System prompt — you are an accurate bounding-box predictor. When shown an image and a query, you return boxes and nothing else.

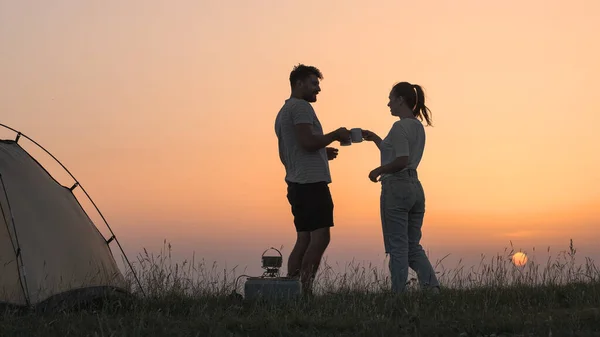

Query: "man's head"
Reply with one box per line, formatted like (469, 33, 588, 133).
(289, 64, 323, 102)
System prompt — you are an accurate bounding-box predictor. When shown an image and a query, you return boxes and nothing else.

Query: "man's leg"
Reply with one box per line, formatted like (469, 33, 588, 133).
(300, 227, 330, 293)
(287, 232, 311, 278)
(286, 181, 310, 278)
(299, 182, 334, 294)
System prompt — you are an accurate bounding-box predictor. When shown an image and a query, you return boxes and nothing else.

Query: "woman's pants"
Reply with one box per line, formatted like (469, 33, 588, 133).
(380, 169, 439, 293)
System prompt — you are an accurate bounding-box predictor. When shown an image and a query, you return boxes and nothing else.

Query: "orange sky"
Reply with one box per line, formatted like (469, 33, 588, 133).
(1, 0, 599, 277)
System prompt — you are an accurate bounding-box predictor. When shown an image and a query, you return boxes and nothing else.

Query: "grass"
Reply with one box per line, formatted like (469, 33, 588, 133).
(1, 240, 600, 337)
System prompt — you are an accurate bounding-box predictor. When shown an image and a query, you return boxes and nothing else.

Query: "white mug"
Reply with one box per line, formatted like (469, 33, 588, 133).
(350, 128, 363, 143)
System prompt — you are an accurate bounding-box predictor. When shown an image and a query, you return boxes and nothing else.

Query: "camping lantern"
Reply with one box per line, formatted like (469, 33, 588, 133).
(261, 247, 283, 277)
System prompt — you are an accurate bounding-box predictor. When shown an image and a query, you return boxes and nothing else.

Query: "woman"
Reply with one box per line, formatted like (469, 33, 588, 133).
(362, 82, 440, 294)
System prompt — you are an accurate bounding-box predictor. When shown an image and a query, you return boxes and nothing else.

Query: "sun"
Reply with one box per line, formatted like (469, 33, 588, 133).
(512, 252, 528, 267)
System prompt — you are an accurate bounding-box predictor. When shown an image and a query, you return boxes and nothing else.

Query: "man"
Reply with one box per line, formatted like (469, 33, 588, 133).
(274, 64, 351, 294)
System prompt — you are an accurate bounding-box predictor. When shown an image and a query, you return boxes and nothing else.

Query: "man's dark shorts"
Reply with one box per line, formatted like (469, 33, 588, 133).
(286, 181, 334, 232)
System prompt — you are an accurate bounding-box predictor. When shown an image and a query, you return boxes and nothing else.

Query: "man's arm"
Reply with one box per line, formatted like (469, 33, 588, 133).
(295, 124, 343, 152)
(290, 100, 349, 152)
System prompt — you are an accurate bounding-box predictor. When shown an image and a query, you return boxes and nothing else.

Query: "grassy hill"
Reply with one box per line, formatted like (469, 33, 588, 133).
(2, 241, 599, 337)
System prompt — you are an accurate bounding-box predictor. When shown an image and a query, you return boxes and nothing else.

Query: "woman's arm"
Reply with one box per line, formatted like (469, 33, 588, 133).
(368, 156, 408, 182)
(361, 130, 382, 149)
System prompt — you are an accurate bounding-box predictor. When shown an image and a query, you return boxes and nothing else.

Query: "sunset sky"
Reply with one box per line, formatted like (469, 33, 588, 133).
(1, 0, 599, 277)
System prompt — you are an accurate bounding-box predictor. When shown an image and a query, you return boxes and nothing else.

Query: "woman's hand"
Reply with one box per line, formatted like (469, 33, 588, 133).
(362, 129, 382, 148)
(369, 167, 382, 182)
(361, 130, 379, 141)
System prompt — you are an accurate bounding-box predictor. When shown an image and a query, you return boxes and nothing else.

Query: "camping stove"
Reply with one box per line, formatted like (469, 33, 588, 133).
(242, 247, 302, 301)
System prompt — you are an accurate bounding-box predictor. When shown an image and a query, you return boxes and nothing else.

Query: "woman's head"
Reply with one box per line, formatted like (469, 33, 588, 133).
(388, 82, 433, 126)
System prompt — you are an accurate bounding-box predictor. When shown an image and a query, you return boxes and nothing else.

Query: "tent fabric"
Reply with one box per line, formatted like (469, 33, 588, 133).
(0, 140, 127, 306)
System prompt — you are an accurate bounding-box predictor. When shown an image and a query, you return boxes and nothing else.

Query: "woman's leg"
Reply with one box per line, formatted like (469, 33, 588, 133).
(407, 181, 439, 290)
(381, 179, 412, 293)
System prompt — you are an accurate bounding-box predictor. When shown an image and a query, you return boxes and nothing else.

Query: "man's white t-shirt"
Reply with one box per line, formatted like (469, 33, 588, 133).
(274, 98, 331, 184)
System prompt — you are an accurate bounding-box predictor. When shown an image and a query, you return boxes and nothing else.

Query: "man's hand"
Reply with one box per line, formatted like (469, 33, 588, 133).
(334, 127, 351, 142)
(369, 167, 382, 182)
(326, 147, 338, 160)
(295, 125, 351, 152)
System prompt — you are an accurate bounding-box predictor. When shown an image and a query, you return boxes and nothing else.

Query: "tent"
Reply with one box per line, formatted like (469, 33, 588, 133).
(0, 124, 141, 309)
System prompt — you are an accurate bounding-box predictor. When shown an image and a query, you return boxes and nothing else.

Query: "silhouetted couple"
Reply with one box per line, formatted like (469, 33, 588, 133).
(274, 64, 440, 296)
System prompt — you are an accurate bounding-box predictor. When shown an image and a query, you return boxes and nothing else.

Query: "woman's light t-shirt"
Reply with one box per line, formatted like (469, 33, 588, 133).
(379, 118, 425, 180)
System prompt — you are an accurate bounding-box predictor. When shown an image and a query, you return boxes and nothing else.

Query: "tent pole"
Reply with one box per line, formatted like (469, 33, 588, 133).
(0, 173, 31, 307)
